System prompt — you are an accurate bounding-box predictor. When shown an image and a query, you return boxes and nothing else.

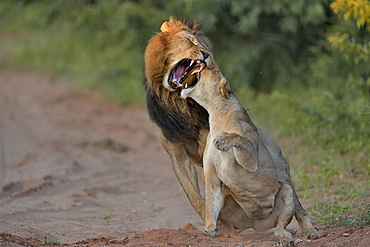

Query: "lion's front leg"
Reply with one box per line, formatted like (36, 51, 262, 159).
(159, 132, 205, 221)
(213, 132, 257, 172)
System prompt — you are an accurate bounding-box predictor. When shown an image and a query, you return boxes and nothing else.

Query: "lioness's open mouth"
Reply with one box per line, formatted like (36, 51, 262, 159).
(168, 59, 206, 89)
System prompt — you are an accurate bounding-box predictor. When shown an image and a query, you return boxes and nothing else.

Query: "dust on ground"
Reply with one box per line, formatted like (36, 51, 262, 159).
(0, 70, 368, 246)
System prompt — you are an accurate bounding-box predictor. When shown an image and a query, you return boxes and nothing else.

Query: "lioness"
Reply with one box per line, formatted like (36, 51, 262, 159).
(180, 69, 314, 238)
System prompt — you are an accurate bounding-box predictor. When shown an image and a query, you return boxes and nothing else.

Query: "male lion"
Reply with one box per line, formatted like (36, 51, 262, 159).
(144, 17, 316, 237)
(144, 17, 215, 220)
(180, 69, 316, 238)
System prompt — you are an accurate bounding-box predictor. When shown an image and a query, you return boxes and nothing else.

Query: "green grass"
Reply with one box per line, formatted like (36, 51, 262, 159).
(5, 27, 146, 106)
(103, 213, 112, 222)
(43, 234, 60, 245)
(237, 85, 369, 227)
(0, 0, 152, 106)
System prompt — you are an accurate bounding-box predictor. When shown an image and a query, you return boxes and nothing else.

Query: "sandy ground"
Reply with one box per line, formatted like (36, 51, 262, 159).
(0, 69, 369, 246)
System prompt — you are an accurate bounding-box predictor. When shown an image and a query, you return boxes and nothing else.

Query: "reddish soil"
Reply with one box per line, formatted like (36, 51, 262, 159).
(0, 70, 368, 246)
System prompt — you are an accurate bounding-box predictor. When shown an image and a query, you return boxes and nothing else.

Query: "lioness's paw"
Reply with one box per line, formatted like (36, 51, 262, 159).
(274, 227, 292, 239)
(213, 132, 237, 152)
(204, 226, 217, 237)
(296, 227, 318, 238)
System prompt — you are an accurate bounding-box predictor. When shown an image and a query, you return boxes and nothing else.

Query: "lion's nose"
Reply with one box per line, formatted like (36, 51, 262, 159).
(201, 50, 210, 60)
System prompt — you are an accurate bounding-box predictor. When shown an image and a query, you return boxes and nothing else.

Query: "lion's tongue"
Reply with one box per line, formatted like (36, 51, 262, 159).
(173, 60, 192, 83)
(174, 65, 187, 82)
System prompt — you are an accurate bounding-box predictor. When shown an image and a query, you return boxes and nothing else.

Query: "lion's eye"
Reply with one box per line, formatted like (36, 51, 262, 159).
(187, 38, 197, 46)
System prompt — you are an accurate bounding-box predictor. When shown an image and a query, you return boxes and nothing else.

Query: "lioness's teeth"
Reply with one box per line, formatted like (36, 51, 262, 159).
(185, 83, 188, 88)
(190, 60, 194, 66)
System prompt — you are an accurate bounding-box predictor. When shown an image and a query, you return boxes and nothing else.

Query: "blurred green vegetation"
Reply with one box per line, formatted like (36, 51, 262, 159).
(0, 0, 369, 227)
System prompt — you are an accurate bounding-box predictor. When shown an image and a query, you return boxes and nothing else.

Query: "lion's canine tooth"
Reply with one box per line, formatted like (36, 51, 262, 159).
(185, 83, 188, 88)
(190, 60, 194, 66)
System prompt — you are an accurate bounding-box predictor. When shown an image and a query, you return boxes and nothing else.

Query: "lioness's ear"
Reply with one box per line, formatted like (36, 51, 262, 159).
(220, 78, 231, 99)
(160, 21, 171, 32)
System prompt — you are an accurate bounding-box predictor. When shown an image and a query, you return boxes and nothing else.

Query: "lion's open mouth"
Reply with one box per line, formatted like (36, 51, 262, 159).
(168, 59, 206, 89)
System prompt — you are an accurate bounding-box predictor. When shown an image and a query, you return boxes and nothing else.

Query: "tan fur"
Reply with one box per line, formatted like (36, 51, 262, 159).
(181, 70, 317, 238)
(220, 78, 231, 99)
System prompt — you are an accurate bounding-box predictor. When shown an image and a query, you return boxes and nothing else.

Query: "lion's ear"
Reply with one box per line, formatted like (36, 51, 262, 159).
(160, 21, 171, 32)
(220, 78, 231, 99)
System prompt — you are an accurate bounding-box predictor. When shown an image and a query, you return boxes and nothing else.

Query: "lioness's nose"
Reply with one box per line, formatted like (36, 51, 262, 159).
(201, 50, 210, 60)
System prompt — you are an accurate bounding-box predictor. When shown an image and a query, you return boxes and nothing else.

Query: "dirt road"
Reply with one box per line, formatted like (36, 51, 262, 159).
(0, 70, 368, 246)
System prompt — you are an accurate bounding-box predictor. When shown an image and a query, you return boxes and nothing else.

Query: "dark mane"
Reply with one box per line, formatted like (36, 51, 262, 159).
(145, 85, 209, 144)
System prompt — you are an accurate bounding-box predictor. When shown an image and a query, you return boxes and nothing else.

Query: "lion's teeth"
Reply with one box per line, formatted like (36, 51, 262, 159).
(190, 60, 194, 66)
(185, 83, 188, 88)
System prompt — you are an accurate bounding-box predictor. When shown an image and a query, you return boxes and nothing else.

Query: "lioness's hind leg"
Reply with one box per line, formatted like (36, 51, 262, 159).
(289, 188, 317, 237)
(213, 132, 257, 172)
(273, 184, 295, 239)
(295, 202, 317, 237)
(272, 156, 317, 237)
